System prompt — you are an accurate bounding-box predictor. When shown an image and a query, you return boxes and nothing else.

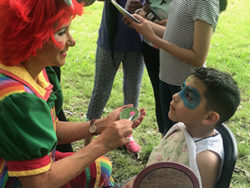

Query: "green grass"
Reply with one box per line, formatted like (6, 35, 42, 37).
(61, 0, 250, 187)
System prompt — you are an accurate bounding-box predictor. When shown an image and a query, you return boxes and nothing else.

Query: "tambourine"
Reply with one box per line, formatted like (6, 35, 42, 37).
(133, 162, 200, 188)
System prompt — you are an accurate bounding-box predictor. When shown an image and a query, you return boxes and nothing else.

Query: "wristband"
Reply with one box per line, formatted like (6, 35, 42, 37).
(89, 119, 98, 135)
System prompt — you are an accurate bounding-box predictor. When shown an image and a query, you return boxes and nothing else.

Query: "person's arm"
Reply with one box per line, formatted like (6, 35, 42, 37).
(56, 105, 146, 144)
(153, 19, 213, 67)
(19, 119, 133, 188)
(124, 15, 165, 39)
(126, 15, 213, 67)
(196, 151, 221, 188)
(55, 118, 106, 144)
(155, 19, 168, 26)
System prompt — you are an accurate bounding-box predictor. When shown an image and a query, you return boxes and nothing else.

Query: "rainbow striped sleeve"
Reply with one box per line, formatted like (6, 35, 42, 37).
(0, 159, 8, 187)
(61, 155, 114, 188)
(0, 73, 56, 178)
(96, 156, 114, 187)
(0, 74, 33, 100)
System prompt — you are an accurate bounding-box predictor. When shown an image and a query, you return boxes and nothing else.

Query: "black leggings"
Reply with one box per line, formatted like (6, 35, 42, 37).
(159, 80, 181, 134)
(142, 42, 164, 134)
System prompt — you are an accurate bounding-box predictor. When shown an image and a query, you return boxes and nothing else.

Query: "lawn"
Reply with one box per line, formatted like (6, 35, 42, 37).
(61, 0, 250, 187)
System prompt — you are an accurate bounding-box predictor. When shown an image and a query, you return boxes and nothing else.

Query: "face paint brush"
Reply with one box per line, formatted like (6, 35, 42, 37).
(128, 111, 136, 120)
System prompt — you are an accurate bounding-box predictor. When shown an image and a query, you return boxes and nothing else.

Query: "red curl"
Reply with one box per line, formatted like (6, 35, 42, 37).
(0, 0, 83, 66)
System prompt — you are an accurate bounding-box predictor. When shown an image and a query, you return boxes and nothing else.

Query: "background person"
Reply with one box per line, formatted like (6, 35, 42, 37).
(126, 0, 172, 136)
(85, 0, 145, 149)
(125, 0, 228, 135)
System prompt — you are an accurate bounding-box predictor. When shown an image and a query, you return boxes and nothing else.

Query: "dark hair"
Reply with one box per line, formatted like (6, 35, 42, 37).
(191, 67, 240, 124)
(219, 0, 228, 12)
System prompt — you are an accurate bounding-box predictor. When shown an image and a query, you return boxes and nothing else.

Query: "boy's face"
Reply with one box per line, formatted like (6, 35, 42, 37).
(168, 76, 209, 126)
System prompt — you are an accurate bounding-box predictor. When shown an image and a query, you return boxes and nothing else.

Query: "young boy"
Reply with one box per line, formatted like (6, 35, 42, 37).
(120, 67, 240, 188)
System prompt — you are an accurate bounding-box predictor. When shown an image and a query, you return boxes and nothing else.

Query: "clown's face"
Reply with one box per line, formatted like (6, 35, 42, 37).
(35, 21, 75, 67)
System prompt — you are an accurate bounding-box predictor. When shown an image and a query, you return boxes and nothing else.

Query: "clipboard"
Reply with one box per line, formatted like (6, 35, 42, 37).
(111, 0, 140, 23)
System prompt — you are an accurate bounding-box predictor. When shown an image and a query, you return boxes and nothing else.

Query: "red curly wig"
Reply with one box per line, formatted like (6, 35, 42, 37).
(0, 0, 83, 66)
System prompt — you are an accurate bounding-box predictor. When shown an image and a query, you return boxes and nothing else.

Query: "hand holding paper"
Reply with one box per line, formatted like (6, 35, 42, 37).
(111, 0, 140, 23)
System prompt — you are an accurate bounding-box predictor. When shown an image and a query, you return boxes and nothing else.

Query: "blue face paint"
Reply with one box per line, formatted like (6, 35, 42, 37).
(178, 82, 201, 109)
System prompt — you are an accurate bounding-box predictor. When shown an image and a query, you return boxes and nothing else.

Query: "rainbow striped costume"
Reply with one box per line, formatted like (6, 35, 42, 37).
(0, 64, 113, 188)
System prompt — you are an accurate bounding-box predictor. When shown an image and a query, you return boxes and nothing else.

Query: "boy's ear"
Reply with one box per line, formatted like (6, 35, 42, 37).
(202, 111, 220, 126)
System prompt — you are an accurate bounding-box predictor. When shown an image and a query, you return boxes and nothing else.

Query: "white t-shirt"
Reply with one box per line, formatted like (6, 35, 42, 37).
(193, 131, 224, 179)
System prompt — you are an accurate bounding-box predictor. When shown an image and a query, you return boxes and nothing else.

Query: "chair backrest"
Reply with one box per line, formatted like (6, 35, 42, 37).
(215, 123, 238, 188)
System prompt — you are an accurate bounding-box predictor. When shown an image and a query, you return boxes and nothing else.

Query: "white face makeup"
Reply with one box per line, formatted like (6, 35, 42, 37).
(54, 24, 71, 46)
(55, 27, 67, 37)
(64, 0, 73, 7)
(53, 23, 75, 66)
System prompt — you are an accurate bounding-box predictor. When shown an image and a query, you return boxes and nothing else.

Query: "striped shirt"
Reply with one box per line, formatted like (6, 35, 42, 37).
(160, 0, 220, 86)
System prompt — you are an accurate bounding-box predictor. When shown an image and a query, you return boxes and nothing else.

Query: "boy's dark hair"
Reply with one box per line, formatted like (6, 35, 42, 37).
(191, 67, 240, 125)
